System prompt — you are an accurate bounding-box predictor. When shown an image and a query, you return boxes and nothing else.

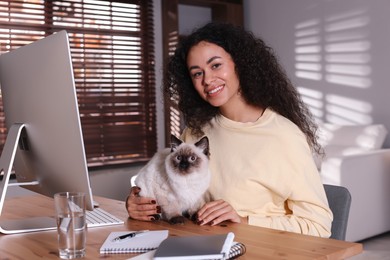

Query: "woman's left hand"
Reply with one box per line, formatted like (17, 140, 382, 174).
(196, 199, 248, 226)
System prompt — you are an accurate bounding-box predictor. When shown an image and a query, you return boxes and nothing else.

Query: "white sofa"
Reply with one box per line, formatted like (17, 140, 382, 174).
(316, 123, 390, 242)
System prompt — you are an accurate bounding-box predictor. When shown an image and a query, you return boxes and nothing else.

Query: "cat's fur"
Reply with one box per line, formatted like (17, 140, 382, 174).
(135, 135, 210, 224)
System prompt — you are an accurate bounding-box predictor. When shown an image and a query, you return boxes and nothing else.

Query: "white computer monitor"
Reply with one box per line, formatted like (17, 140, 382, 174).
(0, 31, 94, 233)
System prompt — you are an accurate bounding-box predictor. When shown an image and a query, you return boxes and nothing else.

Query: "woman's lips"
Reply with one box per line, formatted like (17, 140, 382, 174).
(206, 85, 224, 96)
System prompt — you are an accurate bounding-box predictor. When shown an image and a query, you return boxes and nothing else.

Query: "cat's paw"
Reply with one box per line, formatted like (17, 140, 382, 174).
(182, 211, 197, 222)
(150, 214, 161, 221)
(168, 216, 186, 225)
(190, 213, 198, 222)
(182, 211, 190, 218)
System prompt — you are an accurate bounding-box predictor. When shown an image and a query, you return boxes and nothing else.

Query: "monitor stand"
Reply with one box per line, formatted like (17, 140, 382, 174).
(0, 123, 56, 234)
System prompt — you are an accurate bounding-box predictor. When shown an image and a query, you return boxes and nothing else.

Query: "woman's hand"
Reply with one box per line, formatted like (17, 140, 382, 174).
(196, 199, 248, 226)
(125, 186, 161, 221)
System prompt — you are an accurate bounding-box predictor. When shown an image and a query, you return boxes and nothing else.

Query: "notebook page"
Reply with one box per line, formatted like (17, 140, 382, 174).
(100, 230, 169, 254)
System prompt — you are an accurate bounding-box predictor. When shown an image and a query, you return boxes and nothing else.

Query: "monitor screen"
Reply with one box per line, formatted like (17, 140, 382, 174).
(0, 31, 94, 213)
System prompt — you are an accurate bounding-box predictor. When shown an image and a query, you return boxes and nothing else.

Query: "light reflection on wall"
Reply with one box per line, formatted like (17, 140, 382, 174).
(295, 9, 372, 125)
(297, 86, 324, 118)
(325, 94, 372, 124)
(294, 19, 322, 81)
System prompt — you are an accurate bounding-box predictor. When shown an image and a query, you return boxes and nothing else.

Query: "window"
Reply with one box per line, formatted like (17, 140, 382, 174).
(0, 0, 156, 167)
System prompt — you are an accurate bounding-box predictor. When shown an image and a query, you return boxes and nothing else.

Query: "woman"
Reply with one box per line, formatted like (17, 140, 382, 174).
(126, 22, 332, 237)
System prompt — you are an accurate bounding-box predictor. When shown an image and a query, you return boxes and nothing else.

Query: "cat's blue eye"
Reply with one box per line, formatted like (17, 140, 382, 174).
(176, 155, 181, 161)
(189, 156, 196, 162)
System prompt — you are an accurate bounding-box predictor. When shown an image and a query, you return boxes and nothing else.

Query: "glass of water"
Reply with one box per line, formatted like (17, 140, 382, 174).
(54, 192, 87, 259)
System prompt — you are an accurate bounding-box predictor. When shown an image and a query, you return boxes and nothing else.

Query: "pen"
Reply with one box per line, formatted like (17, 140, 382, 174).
(112, 230, 149, 242)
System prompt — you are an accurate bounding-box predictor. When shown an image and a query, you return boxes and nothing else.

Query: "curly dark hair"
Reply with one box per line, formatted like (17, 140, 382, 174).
(164, 22, 321, 154)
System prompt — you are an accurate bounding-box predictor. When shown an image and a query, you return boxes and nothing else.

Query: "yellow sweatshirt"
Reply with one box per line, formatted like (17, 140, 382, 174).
(182, 108, 332, 237)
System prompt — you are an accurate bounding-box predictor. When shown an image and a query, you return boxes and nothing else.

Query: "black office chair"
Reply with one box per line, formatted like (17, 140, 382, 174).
(323, 184, 352, 240)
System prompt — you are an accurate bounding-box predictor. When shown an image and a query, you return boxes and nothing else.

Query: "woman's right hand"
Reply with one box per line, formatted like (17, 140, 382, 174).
(125, 186, 161, 221)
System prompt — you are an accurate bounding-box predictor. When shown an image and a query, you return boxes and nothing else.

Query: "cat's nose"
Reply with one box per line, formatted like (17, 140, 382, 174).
(179, 161, 189, 170)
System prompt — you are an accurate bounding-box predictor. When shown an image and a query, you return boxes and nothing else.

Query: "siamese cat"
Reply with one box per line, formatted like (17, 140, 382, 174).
(135, 135, 210, 224)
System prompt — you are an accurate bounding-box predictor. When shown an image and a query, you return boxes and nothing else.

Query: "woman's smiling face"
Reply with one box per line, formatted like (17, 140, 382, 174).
(186, 41, 241, 109)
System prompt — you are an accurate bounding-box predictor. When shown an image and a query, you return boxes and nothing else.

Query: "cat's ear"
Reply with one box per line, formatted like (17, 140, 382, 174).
(195, 136, 210, 158)
(170, 135, 182, 152)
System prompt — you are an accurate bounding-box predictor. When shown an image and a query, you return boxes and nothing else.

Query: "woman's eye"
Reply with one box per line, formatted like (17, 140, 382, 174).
(212, 63, 221, 69)
(192, 71, 202, 78)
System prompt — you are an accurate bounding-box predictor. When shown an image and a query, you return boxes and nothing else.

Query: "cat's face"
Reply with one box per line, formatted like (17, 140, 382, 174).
(167, 135, 209, 175)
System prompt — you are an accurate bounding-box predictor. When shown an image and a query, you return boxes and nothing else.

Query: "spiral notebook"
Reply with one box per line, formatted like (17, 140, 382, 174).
(128, 238, 246, 260)
(153, 232, 236, 260)
(100, 230, 169, 254)
(227, 242, 246, 259)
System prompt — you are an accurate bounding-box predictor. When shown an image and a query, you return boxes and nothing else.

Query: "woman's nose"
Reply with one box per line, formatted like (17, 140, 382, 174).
(202, 71, 213, 86)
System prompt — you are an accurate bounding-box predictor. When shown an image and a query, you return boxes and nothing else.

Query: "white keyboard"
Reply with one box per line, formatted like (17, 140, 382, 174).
(86, 207, 124, 228)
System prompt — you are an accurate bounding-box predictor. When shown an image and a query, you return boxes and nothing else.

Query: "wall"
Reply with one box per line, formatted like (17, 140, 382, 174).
(244, 0, 390, 148)
(178, 4, 212, 35)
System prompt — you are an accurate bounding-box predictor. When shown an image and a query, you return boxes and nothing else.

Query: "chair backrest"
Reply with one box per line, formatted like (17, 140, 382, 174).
(323, 184, 352, 240)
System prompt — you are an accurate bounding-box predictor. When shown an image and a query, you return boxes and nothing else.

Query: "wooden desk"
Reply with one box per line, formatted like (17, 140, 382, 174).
(0, 195, 362, 259)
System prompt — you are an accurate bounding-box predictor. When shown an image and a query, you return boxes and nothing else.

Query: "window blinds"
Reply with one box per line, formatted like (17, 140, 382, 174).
(0, 0, 156, 167)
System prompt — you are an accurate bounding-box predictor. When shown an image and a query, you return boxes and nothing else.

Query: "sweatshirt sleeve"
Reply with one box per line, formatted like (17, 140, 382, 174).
(247, 134, 333, 238)
(247, 186, 333, 238)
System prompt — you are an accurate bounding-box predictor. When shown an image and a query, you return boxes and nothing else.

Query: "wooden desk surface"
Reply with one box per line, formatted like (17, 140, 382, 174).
(0, 194, 362, 260)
